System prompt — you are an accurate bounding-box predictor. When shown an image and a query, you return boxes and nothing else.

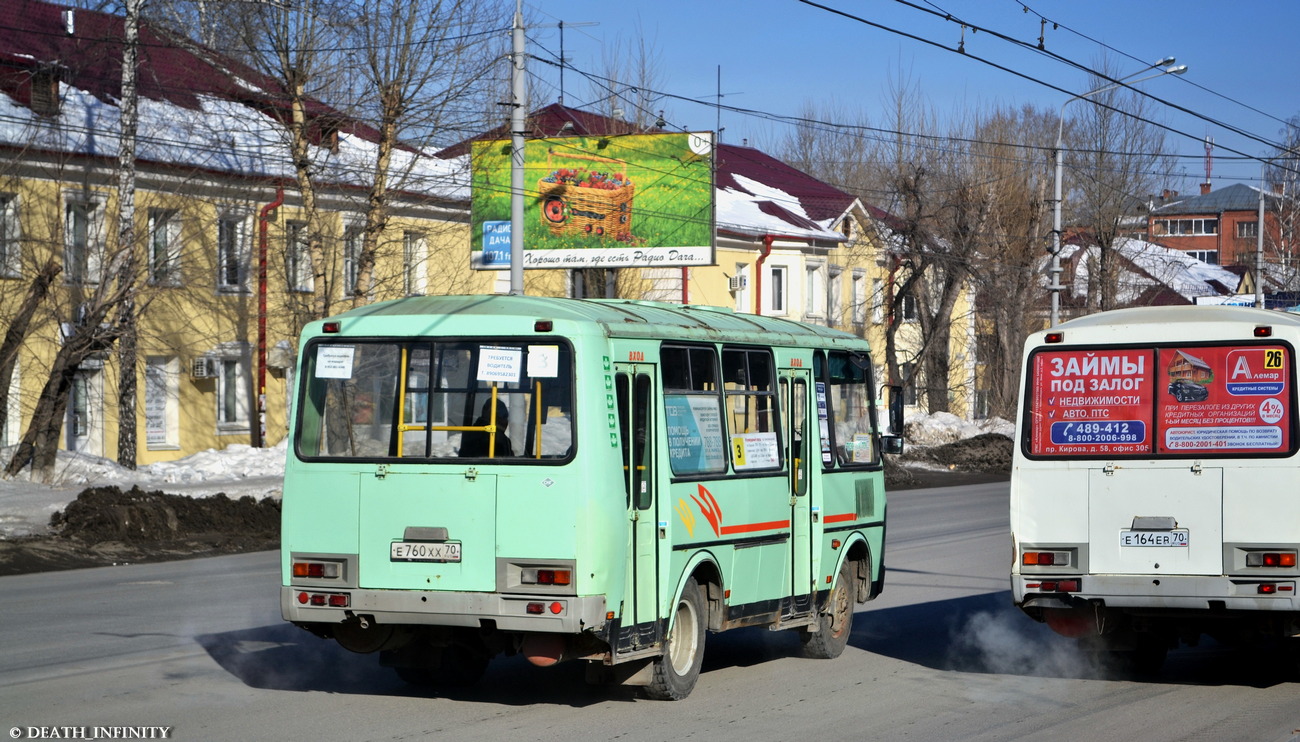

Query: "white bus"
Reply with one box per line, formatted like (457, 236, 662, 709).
(1011, 306, 1300, 669)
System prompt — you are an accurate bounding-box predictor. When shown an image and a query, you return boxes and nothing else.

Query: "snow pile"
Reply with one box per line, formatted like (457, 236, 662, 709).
(904, 412, 1015, 447)
(0, 442, 286, 538)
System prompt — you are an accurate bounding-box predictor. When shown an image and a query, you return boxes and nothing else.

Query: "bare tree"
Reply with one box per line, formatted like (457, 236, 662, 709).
(968, 104, 1057, 417)
(1066, 59, 1175, 312)
(343, 0, 505, 309)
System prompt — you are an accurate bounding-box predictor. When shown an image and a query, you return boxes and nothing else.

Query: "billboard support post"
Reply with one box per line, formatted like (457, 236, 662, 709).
(509, 0, 526, 295)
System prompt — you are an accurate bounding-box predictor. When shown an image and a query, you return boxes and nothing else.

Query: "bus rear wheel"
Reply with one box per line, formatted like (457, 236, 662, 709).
(644, 578, 706, 700)
(801, 559, 855, 659)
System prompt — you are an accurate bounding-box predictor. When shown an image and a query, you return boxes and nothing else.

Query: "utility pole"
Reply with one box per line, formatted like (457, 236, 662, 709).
(509, 0, 526, 295)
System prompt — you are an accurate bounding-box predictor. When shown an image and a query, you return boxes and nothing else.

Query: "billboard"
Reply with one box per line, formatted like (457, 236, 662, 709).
(1027, 344, 1293, 457)
(470, 132, 715, 270)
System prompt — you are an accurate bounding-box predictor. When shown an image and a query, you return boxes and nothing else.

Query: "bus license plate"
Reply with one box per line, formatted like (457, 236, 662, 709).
(390, 541, 461, 562)
(1119, 530, 1188, 547)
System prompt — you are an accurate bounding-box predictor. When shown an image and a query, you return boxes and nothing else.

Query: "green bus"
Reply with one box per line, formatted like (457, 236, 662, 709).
(281, 294, 902, 699)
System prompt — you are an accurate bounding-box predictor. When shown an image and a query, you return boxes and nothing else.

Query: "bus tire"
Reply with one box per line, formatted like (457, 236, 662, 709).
(801, 559, 855, 659)
(644, 577, 706, 700)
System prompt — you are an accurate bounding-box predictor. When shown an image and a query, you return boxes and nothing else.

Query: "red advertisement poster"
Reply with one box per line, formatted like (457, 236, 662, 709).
(1156, 345, 1290, 454)
(1029, 349, 1156, 456)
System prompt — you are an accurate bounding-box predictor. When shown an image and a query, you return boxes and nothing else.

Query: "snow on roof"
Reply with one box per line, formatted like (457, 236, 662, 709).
(1055, 236, 1241, 304)
(0, 0, 466, 200)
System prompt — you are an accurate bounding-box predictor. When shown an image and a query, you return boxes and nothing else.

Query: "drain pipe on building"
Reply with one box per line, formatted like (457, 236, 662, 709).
(254, 187, 284, 448)
(753, 235, 774, 316)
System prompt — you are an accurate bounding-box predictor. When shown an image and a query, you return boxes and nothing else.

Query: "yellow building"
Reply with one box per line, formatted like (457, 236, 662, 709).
(0, 6, 979, 473)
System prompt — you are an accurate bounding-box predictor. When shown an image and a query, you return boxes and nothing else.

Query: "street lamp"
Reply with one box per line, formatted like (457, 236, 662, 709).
(1049, 58, 1188, 326)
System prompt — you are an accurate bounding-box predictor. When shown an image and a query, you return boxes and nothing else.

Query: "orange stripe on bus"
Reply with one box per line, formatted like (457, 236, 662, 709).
(720, 520, 791, 534)
(823, 513, 857, 524)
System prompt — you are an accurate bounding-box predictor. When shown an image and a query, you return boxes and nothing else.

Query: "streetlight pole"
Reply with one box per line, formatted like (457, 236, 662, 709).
(1049, 58, 1187, 326)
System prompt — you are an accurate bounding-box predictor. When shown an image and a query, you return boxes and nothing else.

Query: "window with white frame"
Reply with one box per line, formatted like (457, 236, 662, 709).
(871, 278, 883, 324)
(733, 262, 749, 312)
(148, 208, 182, 286)
(1236, 221, 1259, 239)
(403, 230, 427, 296)
(769, 265, 787, 314)
(285, 221, 312, 292)
(343, 224, 364, 296)
(1186, 249, 1220, 265)
(217, 213, 248, 292)
(1153, 218, 1218, 236)
(852, 270, 867, 325)
(805, 263, 825, 318)
(900, 292, 918, 322)
(144, 357, 179, 449)
(65, 196, 104, 285)
(0, 194, 19, 278)
(827, 265, 842, 326)
(216, 356, 250, 432)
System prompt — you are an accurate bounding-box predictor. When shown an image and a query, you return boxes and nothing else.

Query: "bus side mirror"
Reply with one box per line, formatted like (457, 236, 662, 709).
(881, 384, 905, 456)
(886, 384, 904, 435)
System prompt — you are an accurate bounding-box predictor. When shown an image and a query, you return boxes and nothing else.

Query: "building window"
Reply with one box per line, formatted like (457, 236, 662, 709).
(148, 209, 182, 286)
(1186, 249, 1219, 265)
(285, 221, 312, 293)
(217, 357, 249, 431)
(0, 194, 18, 278)
(852, 271, 867, 325)
(805, 264, 825, 318)
(403, 231, 426, 296)
(871, 279, 883, 324)
(733, 263, 749, 312)
(1236, 221, 1259, 239)
(217, 214, 247, 292)
(64, 197, 103, 285)
(769, 265, 786, 314)
(828, 265, 842, 326)
(901, 361, 919, 406)
(899, 293, 918, 322)
(343, 224, 364, 296)
(1153, 218, 1218, 237)
(144, 357, 179, 450)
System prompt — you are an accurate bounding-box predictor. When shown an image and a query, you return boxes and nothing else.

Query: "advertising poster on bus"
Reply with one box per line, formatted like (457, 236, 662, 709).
(1156, 345, 1291, 454)
(1029, 349, 1155, 456)
(469, 132, 715, 270)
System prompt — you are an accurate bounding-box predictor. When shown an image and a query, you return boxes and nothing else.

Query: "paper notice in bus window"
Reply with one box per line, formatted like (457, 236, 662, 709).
(732, 432, 780, 471)
(527, 345, 559, 378)
(665, 395, 727, 474)
(1029, 349, 1155, 456)
(1157, 345, 1291, 454)
(315, 345, 355, 379)
(477, 346, 522, 383)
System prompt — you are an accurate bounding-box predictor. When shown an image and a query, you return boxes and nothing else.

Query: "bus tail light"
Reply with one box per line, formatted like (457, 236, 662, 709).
(293, 561, 340, 579)
(521, 568, 572, 586)
(1246, 551, 1297, 568)
(1026, 579, 1080, 593)
(1022, 550, 1071, 567)
(297, 591, 350, 607)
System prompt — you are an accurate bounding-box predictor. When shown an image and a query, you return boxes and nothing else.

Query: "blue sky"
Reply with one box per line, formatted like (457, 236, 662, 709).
(521, 0, 1299, 191)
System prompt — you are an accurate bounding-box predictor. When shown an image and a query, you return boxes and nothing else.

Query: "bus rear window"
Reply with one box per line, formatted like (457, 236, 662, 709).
(1026, 343, 1294, 458)
(296, 340, 574, 462)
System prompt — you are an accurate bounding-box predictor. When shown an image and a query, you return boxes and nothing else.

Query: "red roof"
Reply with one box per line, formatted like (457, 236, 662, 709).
(0, 0, 376, 141)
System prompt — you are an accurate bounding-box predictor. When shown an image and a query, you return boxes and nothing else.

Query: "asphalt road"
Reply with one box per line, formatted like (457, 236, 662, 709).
(2, 481, 1298, 741)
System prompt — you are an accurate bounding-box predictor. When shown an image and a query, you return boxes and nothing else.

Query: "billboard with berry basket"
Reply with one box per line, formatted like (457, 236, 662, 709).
(470, 132, 715, 269)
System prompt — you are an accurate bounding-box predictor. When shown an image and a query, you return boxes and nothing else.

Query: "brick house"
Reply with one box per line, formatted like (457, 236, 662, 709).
(1146, 183, 1292, 270)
